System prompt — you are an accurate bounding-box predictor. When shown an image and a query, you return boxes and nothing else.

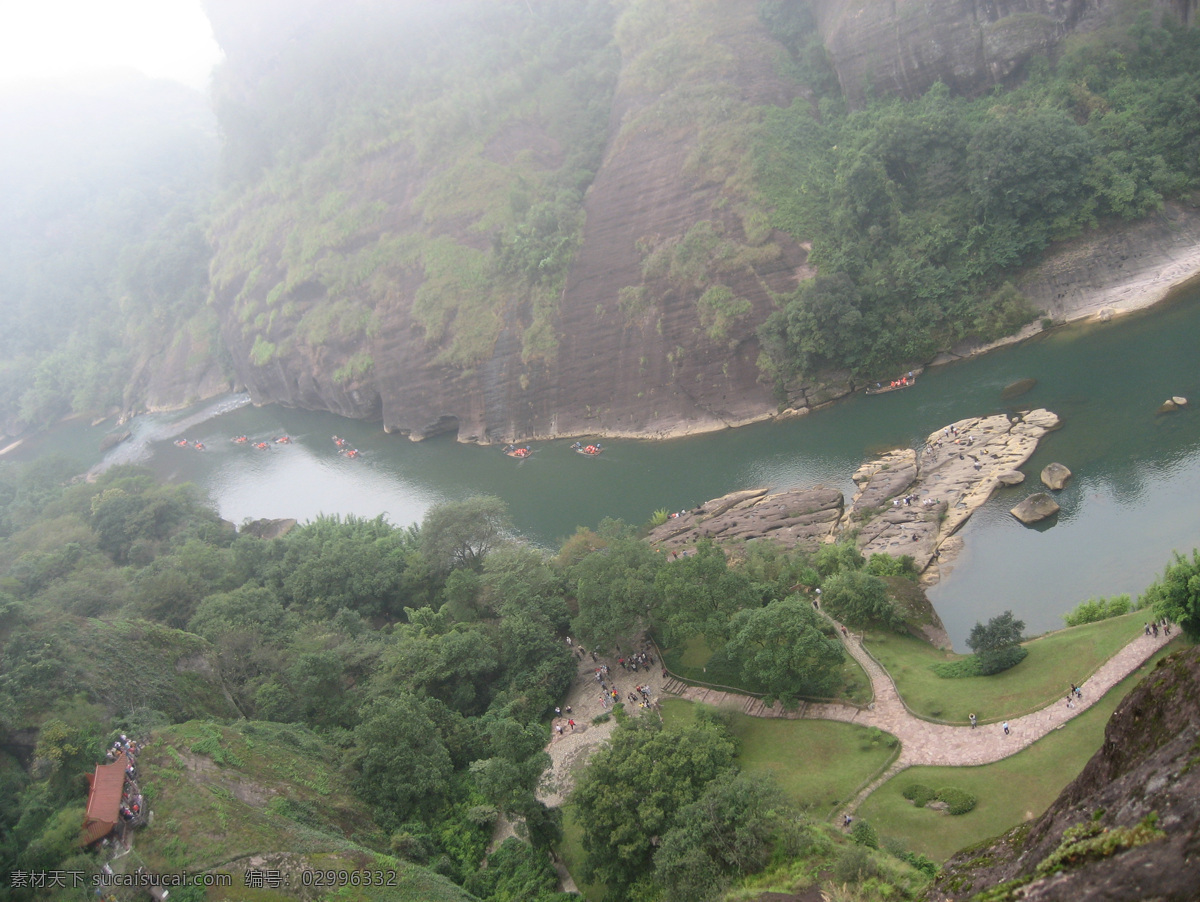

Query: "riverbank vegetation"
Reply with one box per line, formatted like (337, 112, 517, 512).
(0, 462, 913, 899)
(756, 7, 1200, 385)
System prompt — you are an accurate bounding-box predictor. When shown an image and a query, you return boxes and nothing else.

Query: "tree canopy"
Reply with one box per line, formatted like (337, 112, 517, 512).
(725, 598, 845, 704)
(1141, 549, 1200, 640)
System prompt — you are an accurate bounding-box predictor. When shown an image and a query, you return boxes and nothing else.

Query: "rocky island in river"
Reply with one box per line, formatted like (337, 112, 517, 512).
(646, 408, 1062, 585)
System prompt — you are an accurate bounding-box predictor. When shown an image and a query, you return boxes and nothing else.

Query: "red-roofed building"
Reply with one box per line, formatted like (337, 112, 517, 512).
(81, 752, 126, 845)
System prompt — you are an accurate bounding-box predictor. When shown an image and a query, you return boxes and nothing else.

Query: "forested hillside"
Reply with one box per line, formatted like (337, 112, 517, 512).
(0, 455, 939, 900)
(2, 1, 1199, 444)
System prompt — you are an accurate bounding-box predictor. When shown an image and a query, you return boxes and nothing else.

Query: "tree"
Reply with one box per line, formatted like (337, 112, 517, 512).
(724, 598, 844, 705)
(820, 569, 905, 631)
(653, 539, 758, 645)
(464, 837, 571, 902)
(1141, 549, 1200, 640)
(653, 773, 787, 902)
(966, 610, 1027, 675)
(276, 514, 415, 618)
(572, 718, 736, 900)
(351, 693, 453, 829)
(565, 526, 663, 650)
(421, 496, 512, 572)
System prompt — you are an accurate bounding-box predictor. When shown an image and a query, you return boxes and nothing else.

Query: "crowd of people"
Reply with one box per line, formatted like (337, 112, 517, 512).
(550, 641, 662, 739)
(107, 735, 145, 828)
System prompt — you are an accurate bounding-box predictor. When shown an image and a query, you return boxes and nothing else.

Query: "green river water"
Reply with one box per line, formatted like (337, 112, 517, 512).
(10, 292, 1200, 649)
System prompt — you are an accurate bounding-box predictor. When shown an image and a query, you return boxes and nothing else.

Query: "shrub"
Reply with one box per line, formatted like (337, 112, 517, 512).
(850, 819, 879, 849)
(897, 849, 939, 878)
(902, 783, 935, 807)
(932, 657, 983, 678)
(1064, 594, 1133, 627)
(934, 786, 978, 815)
(832, 844, 881, 883)
(977, 644, 1028, 676)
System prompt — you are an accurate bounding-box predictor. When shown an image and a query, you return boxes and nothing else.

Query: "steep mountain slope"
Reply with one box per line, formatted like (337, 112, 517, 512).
(198, 0, 1200, 443)
(203, 0, 805, 441)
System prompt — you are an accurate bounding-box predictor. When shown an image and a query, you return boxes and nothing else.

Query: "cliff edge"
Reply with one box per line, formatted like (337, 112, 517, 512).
(925, 645, 1200, 901)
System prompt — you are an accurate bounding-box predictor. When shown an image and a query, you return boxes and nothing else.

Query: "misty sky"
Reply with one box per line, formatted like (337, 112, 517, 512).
(0, 0, 222, 89)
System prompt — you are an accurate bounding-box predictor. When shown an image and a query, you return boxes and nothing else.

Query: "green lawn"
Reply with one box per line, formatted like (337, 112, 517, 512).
(660, 699, 897, 818)
(663, 634, 873, 706)
(856, 641, 1181, 861)
(864, 611, 1150, 722)
(558, 803, 605, 902)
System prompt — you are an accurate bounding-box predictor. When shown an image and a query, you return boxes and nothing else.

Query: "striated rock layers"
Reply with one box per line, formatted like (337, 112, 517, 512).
(205, 0, 808, 444)
(194, 2, 1200, 443)
(646, 409, 1061, 580)
(847, 410, 1061, 572)
(810, 0, 1194, 107)
(645, 487, 844, 554)
(926, 646, 1200, 901)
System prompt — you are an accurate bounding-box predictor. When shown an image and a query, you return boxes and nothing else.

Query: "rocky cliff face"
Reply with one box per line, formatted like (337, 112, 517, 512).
(926, 646, 1200, 901)
(202, 0, 811, 442)
(192, 0, 1200, 443)
(810, 0, 1193, 106)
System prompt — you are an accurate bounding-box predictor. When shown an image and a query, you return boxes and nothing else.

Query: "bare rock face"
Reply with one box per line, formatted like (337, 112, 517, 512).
(847, 410, 1061, 572)
(1012, 492, 1061, 524)
(644, 486, 844, 553)
(238, 518, 298, 540)
(1040, 462, 1072, 490)
(927, 647, 1200, 901)
(207, 2, 806, 444)
(650, 410, 1061, 580)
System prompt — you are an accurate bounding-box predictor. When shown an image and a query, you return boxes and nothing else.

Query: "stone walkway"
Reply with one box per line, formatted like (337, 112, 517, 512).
(663, 621, 1176, 814)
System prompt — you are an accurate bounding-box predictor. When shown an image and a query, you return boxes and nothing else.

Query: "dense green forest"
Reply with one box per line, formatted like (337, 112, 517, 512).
(4, 457, 1192, 899)
(755, 5, 1200, 384)
(0, 455, 939, 900)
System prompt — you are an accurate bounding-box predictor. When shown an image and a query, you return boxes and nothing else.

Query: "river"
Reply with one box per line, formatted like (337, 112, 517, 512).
(9, 292, 1200, 649)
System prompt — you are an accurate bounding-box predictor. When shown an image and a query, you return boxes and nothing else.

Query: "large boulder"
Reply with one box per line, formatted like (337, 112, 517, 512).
(1040, 462, 1072, 490)
(1011, 493, 1060, 524)
(1158, 397, 1188, 413)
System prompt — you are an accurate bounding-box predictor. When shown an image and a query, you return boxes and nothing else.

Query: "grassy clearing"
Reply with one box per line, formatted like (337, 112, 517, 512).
(661, 699, 897, 818)
(864, 612, 1149, 722)
(135, 721, 475, 901)
(665, 634, 873, 706)
(558, 803, 605, 902)
(857, 641, 1182, 861)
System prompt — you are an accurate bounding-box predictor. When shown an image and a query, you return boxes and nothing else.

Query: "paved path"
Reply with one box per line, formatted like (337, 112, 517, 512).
(663, 622, 1176, 814)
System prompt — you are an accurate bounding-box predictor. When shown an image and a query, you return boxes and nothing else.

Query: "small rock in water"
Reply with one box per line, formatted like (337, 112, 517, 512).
(1172, 396, 1188, 407)
(1040, 462, 1072, 491)
(1011, 493, 1060, 525)
(1001, 378, 1037, 401)
(1158, 399, 1179, 414)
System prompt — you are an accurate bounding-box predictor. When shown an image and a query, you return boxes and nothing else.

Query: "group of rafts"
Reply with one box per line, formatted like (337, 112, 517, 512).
(174, 434, 361, 459)
(502, 441, 605, 459)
